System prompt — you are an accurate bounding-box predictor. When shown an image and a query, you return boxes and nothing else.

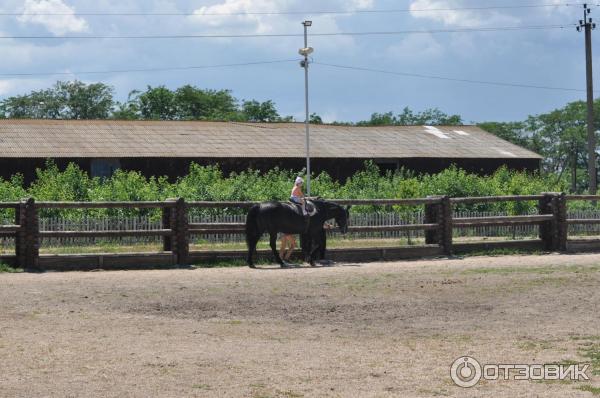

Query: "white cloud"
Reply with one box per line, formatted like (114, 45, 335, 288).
(386, 33, 444, 61)
(0, 78, 57, 97)
(187, 0, 374, 53)
(409, 0, 520, 27)
(191, 0, 374, 33)
(0, 81, 15, 95)
(18, 0, 88, 36)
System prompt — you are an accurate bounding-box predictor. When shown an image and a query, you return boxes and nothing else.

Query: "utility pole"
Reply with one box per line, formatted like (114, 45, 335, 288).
(299, 21, 313, 196)
(578, 4, 597, 194)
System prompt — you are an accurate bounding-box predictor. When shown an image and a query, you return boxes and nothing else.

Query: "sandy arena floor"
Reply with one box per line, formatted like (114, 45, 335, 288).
(1, 253, 599, 397)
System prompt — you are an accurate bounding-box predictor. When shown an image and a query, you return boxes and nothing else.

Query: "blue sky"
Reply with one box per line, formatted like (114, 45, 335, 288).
(0, 0, 594, 123)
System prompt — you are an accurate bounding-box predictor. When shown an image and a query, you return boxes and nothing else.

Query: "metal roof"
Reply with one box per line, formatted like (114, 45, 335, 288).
(0, 119, 542, 159)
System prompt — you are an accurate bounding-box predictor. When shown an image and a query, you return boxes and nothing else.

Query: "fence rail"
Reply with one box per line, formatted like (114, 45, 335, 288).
(3, 193, 600, 270)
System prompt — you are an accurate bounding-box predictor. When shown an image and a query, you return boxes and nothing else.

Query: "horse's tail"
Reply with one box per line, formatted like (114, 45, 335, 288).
(245, 204, 262, 267)
(245, 204, 262, 246)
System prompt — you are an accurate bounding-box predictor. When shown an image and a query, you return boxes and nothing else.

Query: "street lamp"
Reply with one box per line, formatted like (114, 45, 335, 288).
(299, 20, 313, 196)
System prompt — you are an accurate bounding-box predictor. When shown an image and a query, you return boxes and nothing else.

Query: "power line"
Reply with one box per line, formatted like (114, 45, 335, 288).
(314, 61, 589, 93)
(0, 24, 575, 40)
(2, 58, 586, 93)
(0, 3, 580, 17)
(0, 59, 298, 78)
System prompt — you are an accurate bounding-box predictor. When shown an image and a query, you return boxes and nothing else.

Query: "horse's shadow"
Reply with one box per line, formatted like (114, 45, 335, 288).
(252, 261, 362, 270)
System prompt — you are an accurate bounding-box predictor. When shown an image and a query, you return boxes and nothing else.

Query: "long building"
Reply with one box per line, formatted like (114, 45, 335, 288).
(0, 119, 541, 182)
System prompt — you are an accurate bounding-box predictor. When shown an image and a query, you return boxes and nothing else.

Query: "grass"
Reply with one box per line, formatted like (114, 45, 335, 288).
(578, 385, 600, 395)
(41, 242, 163, 254)
(193, 258, 273, 268)
(579, 343, 600, 376)
(191, 384, 211, 390)
(459, 248, 546, 257)
(36, 237, 417, 255)
(0, 262, 22, 273)
(517, 339, 554, 351)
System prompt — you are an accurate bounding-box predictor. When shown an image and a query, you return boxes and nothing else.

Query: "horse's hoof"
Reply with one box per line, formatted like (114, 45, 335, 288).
(248, 264, 256, 269)
(281, 262, 292, 268)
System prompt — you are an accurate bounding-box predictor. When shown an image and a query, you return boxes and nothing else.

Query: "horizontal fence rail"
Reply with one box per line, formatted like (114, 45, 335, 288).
(36, 201, 176, 209)
(450, 195, 545, 204)
(453, 215, 554, 227)
(3, 193, 600, 270)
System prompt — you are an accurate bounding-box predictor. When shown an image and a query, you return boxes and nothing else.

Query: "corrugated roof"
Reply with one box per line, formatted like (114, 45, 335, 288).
(0, 119, 542, 159)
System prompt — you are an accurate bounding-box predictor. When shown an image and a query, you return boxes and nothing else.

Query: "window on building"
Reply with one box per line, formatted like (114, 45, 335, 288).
(91, 158, 121, 178)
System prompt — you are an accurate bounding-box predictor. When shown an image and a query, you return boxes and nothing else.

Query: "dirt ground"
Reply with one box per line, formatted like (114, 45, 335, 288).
(1, 253, 599, 398)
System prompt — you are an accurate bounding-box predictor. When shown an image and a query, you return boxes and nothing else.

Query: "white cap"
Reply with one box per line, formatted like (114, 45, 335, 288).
(295, 176, 304, 185)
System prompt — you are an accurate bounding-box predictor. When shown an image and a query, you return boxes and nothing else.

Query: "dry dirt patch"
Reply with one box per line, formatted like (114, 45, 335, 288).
(1, 253, 599, 397)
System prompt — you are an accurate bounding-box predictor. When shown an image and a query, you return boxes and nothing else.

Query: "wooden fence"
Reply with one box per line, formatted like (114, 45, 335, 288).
(3, 193, 600, 271)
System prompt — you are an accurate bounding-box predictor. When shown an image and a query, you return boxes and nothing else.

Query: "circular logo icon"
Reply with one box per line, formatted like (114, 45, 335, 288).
(450, 356, 482, 388)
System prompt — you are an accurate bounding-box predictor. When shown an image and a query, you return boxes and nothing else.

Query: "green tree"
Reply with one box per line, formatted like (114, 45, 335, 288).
(174, 86, 238, 120)
(309, 113, 323, 124)
(58, 81, 114, 119)
(524, 101, 590, 191)
(241, 100, 280, 122)
(477, 121, 531, 148)
(135, 86, 177, 120)
(112, 90, 141, 120)
(356, 107, 462, 126)
(0, 81, 114, 119)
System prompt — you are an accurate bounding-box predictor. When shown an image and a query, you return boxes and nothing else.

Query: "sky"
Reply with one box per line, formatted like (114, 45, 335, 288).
(0, 0, 595, 123)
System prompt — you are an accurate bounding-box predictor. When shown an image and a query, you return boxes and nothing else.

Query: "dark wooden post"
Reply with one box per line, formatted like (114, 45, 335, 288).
(162, 199, 176, 252)
(15, 199, 26, 267)
(20, 198, 39, 270)
(174, 198, 189, 265)
(424, 196, 440, 244)
(539, 193, 559, 251)
(439, 196, 453, 255)
(556, 192, 568, 251)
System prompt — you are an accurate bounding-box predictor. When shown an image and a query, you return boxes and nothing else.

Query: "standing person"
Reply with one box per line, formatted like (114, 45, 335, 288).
(290, 176, 308, 216)
(279, 233, 296, 264)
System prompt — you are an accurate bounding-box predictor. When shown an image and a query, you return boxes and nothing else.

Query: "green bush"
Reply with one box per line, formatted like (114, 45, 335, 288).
(0, 160, 570, 218)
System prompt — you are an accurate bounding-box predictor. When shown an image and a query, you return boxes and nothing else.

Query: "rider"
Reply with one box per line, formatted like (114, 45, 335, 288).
(290, 176, 308, 216)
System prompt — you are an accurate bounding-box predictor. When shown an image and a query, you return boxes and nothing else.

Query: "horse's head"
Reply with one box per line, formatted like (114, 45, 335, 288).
(332, 204, 351, 234)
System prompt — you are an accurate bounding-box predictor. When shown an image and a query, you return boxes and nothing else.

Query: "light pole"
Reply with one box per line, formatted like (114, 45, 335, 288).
(299, 21, 313, 195)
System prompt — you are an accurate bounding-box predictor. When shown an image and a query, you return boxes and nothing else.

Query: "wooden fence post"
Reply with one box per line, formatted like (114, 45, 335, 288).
(556, 192, 568, 251)
(424, 196, 440, 244)
(439, 196, 453, 255)
(174, 198, 189, 265)
(15, 199, 26, 267)
(162, 199, 176, 252)
(18, 198, 40, 270)
(539, 193, 560, 251)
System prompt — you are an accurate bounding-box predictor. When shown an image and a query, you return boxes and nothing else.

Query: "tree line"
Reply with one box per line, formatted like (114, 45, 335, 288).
(0, 81, 290, 122)
(0, 80, 463, 125)
(0, 80, 597, 192)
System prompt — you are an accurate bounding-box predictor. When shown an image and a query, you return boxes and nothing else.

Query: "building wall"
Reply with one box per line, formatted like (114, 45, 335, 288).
(0, 157, 541, 185)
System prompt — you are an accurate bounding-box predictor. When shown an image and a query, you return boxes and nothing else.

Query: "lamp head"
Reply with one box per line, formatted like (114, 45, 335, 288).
(298, 46, 314, 56)
(302, 20, 312, 27)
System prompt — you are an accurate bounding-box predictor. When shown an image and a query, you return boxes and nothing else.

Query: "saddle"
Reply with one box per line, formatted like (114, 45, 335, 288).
(290, 200, 317, 217)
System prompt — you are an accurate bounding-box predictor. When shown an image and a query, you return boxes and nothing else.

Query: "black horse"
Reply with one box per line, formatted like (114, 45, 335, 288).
(245, 199, 350, 267)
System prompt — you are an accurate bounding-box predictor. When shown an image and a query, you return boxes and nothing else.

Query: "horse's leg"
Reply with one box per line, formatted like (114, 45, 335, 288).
(308, 236, 320, 267)
(269, 233, 285, 266)
(319, 229, 327, 260)
(299, 233, 308, 263)
(246, 233, 259, 268)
